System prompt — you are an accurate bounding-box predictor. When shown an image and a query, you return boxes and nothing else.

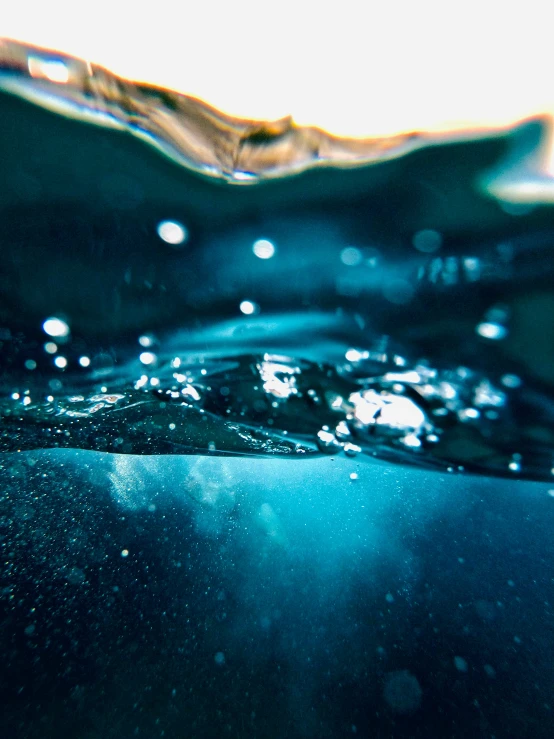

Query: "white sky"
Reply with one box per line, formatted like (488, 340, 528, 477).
(2, 1, 553, 138)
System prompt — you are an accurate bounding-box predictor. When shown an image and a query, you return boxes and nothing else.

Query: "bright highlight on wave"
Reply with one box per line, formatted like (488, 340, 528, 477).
(28, 55, 69, 84)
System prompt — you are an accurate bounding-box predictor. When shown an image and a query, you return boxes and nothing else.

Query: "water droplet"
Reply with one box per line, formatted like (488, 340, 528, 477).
(79, 356, 91, 367)
(335, 420, 351, 440)
(44, 342, 57, 355)
(316, 429, 343, 454)
(344, 442, 361, 457)
(24, 360, 37, 370)
(54, 356, 67, 369)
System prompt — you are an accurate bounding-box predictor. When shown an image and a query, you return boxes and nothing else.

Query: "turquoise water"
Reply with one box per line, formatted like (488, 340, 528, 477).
(1, 42, 554, 738)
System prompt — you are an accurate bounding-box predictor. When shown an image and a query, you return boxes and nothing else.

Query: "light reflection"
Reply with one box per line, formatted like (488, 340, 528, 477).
(44, 342, 57, 354)
(28, 56, 69, 84)
(54, 356, 67, 368)
(79, 356, 91, 367)
(258, 359, 300, 400)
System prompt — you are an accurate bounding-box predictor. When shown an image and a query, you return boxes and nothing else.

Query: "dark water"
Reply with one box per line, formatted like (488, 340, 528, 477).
(2, 45, 554, 738)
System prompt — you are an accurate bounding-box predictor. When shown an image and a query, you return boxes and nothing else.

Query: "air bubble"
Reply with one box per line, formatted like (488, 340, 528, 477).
(412, 228, 442, 253)
(501, 374, 521, 388)
(253, 239, 276, 259)
(476, 322, 508, 340)
(454, 656, 468, 673)
(157, 220, 188, 246)
(139, 352, 157, 366)
(335, 421, 351, 440)
(383, 279, 415, 305)
(383, 670, 422, 714)
(316, 429, 343, 454)
(239, 300, 258, 315)
(43, 317, 70, 338)
(345, 348, 368, 363)
(340, 247, 363, 266)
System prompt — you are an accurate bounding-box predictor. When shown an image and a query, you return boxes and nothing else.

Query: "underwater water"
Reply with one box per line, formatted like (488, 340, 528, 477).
(1, 39, 554, 738)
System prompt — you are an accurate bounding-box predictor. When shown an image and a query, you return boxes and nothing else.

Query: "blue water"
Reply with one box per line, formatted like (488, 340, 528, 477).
(1, 42, 554, 738)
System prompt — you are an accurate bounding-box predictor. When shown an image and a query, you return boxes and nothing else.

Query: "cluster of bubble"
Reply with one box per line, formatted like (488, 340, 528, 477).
(134, 352, 204, 409)
(316, 385, 427, 458)
(313, 346, 518, 466)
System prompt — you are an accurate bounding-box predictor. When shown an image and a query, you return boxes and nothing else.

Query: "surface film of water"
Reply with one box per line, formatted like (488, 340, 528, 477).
(1, 39, 554, 739)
